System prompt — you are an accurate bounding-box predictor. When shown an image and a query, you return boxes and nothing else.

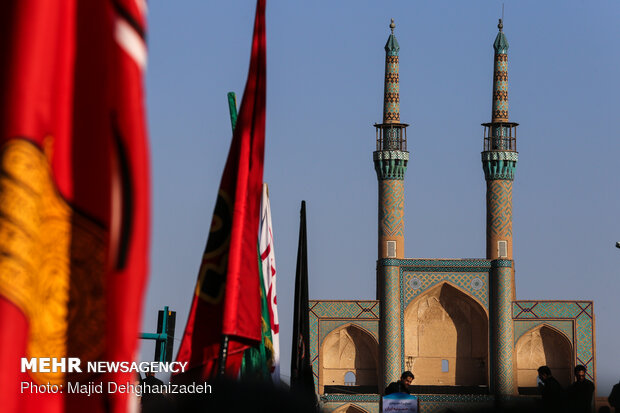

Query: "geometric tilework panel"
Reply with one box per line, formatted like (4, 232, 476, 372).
(386, 258, 492, 269)
(312, 356, 319, 392)
(382, 265, 402, 387)
(419, 397, 493, 413)
(310, 300, 380, 319)
(491, 266, 515, 395)
(513, 320, 574, 345)
(322, 394, 500, 413)
(512, 300, 595, 382)
(402, 272, 489, 311)
(380, 179, 404, 237)
(309, 303, 320, 393)
(418, 394, 495, 403)
(492, 51, 509, 122)
(322, 394, 381, 403)
(487, 180, 513, 238)
(513, 301, 591, 319)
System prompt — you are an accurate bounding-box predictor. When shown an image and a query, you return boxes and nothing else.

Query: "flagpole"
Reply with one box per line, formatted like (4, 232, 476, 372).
(217, 335, 230, 378)
(175, 0, 266, 383)
(217, 91, 239, 378)
(215, 92, 239, 378)
(228, 92, 238, 130)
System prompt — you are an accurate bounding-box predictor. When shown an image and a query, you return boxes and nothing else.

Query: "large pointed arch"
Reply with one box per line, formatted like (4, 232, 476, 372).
(332, 403, 370, 413)
(404, 282, 488, 386)
(319, 323, 379, 394)
(516, 324, 573, 388)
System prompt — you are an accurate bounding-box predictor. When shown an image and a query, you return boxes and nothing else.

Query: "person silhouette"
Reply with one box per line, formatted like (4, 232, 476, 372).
(608, 379, 620, 412)
(537, 365, 565, 413)
(567, 365, 595, 413)
(385, 371, 414, 395)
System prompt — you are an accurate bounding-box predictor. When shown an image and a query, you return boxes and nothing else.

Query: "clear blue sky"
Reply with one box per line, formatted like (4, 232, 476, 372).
(139, 0, 620, 396)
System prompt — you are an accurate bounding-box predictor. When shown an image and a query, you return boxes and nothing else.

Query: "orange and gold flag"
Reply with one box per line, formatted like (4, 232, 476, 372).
(0, 1, 150, 412)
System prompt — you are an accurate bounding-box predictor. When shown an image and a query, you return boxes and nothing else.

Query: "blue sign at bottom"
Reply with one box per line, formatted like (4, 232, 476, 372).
(382, 392, 418, 413)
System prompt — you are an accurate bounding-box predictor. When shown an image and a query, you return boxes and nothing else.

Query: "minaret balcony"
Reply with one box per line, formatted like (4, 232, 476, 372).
(482, 122, 518, 152)
(374, 122, 408, 152)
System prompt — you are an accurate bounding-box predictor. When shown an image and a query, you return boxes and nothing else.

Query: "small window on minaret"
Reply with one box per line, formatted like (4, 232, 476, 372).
(498, 241, 508, 258)
(441, 360, 449, 373)
(387, 241, 396, 258)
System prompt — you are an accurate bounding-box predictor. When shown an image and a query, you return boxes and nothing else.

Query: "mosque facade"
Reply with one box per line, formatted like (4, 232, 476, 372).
(308, 20, 596, 413)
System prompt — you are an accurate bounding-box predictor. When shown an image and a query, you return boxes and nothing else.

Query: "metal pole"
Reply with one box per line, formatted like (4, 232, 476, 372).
(159, 306, 169, 362)
(227, 92, 238, 131)
(217, 94, 237, 379)
(217, 335, 230, 378)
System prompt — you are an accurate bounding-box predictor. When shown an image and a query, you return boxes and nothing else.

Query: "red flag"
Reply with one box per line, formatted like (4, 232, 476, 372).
(0, 1, 150, 412)
(176, 0, 267, 379)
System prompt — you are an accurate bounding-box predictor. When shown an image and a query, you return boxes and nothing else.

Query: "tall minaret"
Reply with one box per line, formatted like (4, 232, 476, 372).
(482, 19, 518, 398)
(374, 19, 409, 260)
(375, 19, 409, 393)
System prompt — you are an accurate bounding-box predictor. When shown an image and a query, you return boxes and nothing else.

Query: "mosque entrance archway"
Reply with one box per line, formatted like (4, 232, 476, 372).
(516, 324, 573, 389)
(404, 282, 488, 386)
(332, 403, 369, 413)
(320, 324, 379, 394)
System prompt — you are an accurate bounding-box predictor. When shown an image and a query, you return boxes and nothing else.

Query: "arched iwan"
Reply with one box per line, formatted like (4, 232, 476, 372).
(320, 324, 379, 394)
(404, 282, 489, 386)
(332, 403, 370, 413)
(516, 324, 573, 388)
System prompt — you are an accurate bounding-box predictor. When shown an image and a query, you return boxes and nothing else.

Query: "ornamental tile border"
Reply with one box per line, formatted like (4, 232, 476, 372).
(402, 272, 489, 311)
(310, 300, 380, 319)
(380, 258, 492, 269)
(322, 394, 381, 402)
(373, 150, 410, 161)
(481, 151, 519, 162)
(418, 394, 495, 402)
(309, 301, 320, 393)
(512, 300, 595, 382)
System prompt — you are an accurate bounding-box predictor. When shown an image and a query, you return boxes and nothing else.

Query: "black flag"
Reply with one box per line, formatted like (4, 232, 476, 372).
(290, 201, 317, 408)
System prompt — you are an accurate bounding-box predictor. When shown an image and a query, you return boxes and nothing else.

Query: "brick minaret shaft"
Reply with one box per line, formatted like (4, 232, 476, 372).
(374, 19, 409, 393)
(482, 19, 519, 398)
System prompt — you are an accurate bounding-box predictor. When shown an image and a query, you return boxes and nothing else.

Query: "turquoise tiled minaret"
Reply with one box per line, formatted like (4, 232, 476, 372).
(374, 18, 409, 260)
(482, 19, 519, 398)
(374, 19, 409, 393)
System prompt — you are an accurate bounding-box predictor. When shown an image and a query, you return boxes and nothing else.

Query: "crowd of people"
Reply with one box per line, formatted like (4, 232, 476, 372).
(537, 365, 596, 412)
(385, 366, 620, 413)
(133, 365, 620, 412)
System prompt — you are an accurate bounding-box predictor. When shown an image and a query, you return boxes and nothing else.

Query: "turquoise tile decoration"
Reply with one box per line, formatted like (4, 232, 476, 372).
(309, 300, 380, 394)
(513, 300, 595, 381)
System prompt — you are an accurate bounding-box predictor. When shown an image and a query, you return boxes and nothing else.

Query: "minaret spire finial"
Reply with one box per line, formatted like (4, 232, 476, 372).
(498, 18, 503, 32)
(382, 19, 400, 123)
